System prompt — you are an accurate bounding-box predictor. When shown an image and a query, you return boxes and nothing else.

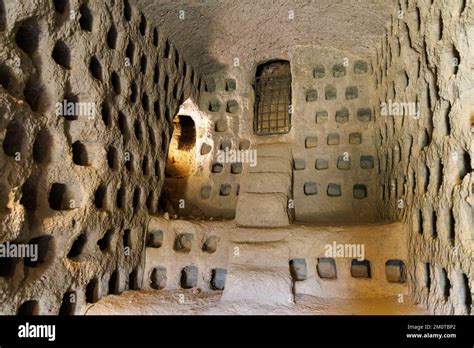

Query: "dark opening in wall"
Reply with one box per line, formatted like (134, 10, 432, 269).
(116, 185, 126, 209)
(130, 82, 137, 103)
(439, 268, 451, 300)
(146, 191, 154, 212)
(0, 0, 5, 31)
(24, 236, 52, 267)
(97, 229, 114, 251)
(129, 269, 139, 290)
(351, 259, 371, 278)
(107, 146, 118, 170)
(86, 278, 99, 303)
(415, 208, 423, 234)
(132, 187, 140, 212)
(139, 13, 146, 36)
(17, 300, 39, 315)
(165, 115, 196, 178)
(118, 111, 129, 140)
(109, 270, 120, 294)
(154, 160, 160, 177)
(111, 71, 121, 94)
(79, 3, 93, 31)
(72, 141, 91, 166)
(460, 273, 472, 314)
(101, 101, 111, 127)
(125, 40, 134, 64)
(62, 89, 79, 121)
(89, 56, 102, 81)
(153, 28, 158, 47)
(67, 232, 87, 259)
(148, 126, 156, 147)
(254, 60, 291, 135)
(430, 210, 437, 238)
(163, 74, 169, 93)
(141, 93, 149, 112)
(51, 40, 71, 69)
(59, 291, 76, 315)
(0, 63, 12, 90)
(33, 129, 53, 163)
(174, 48, 180, 69)
(106, 24, 117, 49)
(123, 0, 132, 21)
(94, 185, 106, 209)
(123, 229, 132, 250)
(458, 151, 472, 181)
(15, 17, 40, 57)
(164, 39, 170, 58)
(20, 177, 37, 212)
(53, 0, 68, 14)
(2, 120, 26, 157)
(447, 209, 455, 245)
(48, 183, 70, 210)
(142, 156, 149, 176)
(424, 262, 431, 291)
(134, 120, 143, 142)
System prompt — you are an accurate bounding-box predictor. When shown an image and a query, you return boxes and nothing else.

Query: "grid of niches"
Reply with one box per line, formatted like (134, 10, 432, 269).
(295, 60, 376, 201)
(198, 76, 251, 203)
(373, 0, 472, 315)
(0, 0, 200, 315)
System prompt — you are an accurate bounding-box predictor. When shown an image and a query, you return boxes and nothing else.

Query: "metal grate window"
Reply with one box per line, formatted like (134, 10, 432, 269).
(254, 61, 292, 135)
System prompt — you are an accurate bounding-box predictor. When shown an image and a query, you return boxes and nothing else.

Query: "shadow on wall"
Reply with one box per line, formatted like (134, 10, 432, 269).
(132, 0, 227, 74)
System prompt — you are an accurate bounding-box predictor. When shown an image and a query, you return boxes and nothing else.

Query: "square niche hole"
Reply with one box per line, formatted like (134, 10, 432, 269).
(211, 163, 223, 173)
(335, 107, 349, 123)
(357, 108, 372, 123)
(327, 134, 340, 145)
(325, 85, 337, 100)
(305, 136, 318, 148)
(200, 185, 211, 199)
(360, 155, 374, 169)
(385, 259, 406, 283)
(349, 133, 362, 145)
(225, 78, 236, 91)
(313, 65, 325, 79)
(346, 86, 358, 99)
(220, 184, 231, 196)
(354, 60, 368, 74)
(306, 89, 318, 102)
(304, 182, 317, 195)
(327, 183, 341, 197)
(316, 110, 328, 123)
(333, 63, 346, 77)
(315, 159, 329, 170)
(293, 158, 306, 170)
(337, 155, 351, 170)
(208, 99, 220, 112)
(317, 257, 337, 279)
(351, 259, 371, 278)
(353, 184, 367, 199)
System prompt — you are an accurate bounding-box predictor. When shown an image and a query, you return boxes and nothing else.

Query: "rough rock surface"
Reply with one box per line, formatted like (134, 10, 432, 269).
(0, 0, 199, 314)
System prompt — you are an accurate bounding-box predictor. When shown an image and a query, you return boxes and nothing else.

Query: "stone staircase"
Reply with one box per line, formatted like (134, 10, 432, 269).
(235, 143, 293, 227)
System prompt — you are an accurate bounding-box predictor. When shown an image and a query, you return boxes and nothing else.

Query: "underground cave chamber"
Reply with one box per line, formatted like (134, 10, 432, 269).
(0, 0, 472, 315)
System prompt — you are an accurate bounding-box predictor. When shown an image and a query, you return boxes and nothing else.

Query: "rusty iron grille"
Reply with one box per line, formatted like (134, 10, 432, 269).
(254, 74, 292, 135)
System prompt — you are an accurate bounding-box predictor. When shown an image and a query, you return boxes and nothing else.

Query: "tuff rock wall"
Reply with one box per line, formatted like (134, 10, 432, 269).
(163, 47, 379, 224)
(0, 0, 200, 314)
(372, 0, 473, 314)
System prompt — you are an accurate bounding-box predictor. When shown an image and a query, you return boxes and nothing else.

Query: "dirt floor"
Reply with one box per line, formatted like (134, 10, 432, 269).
(85, 288, 428, 315)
